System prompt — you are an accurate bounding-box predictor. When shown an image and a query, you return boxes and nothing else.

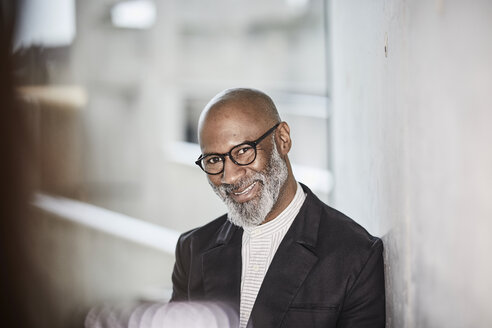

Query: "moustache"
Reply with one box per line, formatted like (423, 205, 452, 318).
(218, 175, 266, 196)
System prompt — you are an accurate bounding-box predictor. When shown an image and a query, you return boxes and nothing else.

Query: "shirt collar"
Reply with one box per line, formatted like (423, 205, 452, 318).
(243, 182, 306, 238)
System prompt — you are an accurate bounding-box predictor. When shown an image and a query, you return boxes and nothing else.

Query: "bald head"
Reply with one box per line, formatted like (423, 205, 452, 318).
(198, 88, 281, 145)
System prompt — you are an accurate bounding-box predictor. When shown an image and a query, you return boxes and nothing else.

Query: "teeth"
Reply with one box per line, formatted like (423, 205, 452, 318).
(234, 182, 256, 195)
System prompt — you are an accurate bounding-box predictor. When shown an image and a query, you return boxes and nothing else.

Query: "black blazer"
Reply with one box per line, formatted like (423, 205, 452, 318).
(171, 184, 385, 327)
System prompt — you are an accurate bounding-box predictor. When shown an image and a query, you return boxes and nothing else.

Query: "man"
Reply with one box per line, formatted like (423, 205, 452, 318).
(171, 88, 385, 327)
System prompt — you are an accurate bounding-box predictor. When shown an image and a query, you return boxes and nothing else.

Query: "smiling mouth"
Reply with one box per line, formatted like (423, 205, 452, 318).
(233, 181, 257, 196)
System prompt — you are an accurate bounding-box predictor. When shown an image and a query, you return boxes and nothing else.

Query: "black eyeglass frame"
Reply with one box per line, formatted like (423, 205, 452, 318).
(195, 122, 281, 175)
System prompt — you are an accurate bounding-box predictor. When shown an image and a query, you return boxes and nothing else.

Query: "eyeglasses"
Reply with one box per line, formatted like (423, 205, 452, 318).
(195, 122, 281, 175)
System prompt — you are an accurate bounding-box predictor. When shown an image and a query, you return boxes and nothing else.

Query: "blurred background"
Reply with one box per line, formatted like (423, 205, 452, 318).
(2, 0, 492, 327)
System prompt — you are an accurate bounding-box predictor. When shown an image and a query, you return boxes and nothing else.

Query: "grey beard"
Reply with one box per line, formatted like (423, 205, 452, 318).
(209, 141, 289, 228)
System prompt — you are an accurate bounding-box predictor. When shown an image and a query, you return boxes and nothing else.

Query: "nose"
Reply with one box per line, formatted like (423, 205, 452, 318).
(221, 156, 245, 185)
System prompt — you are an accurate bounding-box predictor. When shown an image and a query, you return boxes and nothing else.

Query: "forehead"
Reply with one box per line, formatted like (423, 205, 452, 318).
(199, 103, 271, 154)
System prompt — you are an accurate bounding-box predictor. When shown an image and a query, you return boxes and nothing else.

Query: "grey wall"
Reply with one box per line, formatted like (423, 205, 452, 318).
(330, 0, 492, 327)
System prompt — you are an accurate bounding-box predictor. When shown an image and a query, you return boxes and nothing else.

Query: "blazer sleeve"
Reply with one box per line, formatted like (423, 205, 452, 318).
(170, 234, 189, 302)
(337, 238, 386, 328)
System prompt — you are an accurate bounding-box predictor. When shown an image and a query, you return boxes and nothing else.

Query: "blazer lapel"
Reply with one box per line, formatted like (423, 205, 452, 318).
(202, 220, 243, 313)
(247, 185, 322, 328)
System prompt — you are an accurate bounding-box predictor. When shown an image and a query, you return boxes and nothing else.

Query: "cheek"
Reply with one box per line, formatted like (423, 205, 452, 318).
(251, 151, 271, 173)
(207, 175, 222, 187)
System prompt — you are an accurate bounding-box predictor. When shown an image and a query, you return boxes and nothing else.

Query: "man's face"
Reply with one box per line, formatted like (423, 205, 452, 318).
(209, 140, 288, 228)
(199, 106, 288, 227)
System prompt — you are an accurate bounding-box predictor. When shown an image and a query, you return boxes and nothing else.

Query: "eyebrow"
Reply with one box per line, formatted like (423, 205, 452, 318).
(201, 151, 219, 157)
(201, 140, 252, 158)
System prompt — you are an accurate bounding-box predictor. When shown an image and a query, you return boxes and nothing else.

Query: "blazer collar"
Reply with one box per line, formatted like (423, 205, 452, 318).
(214, 216, 241, 246)
(201, 183, 323, 325)
(201, 219, 243, 313)
(247, 183, 323, 327)
(290, 182, 322, 250)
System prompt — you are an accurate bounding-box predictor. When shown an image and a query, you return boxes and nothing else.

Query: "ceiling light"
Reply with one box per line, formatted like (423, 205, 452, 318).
(111, 0, 156, 30)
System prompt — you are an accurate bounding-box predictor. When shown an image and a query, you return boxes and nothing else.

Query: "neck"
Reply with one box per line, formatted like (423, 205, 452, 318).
(261, 176, 298, 224)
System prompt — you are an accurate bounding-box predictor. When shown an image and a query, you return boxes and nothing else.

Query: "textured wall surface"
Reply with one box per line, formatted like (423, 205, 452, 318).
(330, 0, 492, 327)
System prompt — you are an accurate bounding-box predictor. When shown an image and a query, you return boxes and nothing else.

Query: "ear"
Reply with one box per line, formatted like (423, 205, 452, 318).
(275, 122, 292, 155)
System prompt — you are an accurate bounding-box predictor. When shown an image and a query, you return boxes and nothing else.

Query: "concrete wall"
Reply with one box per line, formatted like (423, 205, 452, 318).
(330, 0, 492, 327)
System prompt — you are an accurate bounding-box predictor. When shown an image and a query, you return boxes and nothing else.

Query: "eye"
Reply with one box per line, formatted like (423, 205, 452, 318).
(206, 156, 223, 165)
(237, 146, 253, 155)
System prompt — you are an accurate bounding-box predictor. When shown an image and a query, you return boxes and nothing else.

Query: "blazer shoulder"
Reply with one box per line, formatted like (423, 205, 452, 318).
(176, 213, 231, 251)
(306, 198, 384, 298)
(325, 203, 379, 239)
(303, 191, 382, 257)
